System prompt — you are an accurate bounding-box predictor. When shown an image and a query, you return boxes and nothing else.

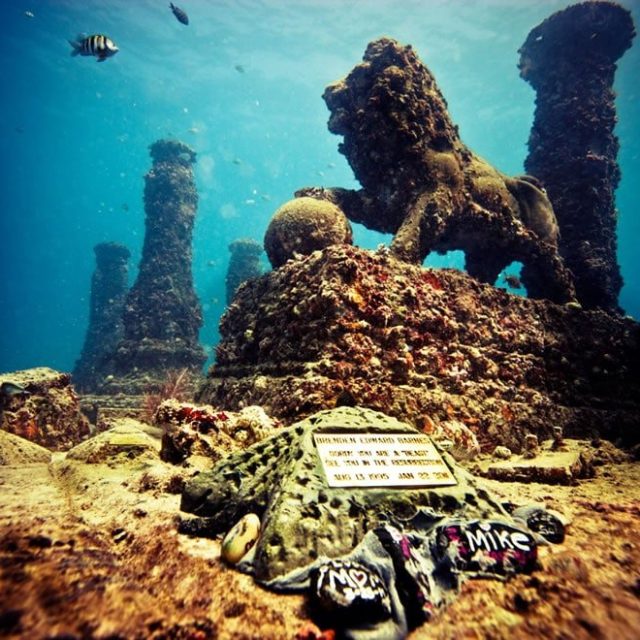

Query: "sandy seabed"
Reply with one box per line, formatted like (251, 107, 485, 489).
(1, 430, 639, 640)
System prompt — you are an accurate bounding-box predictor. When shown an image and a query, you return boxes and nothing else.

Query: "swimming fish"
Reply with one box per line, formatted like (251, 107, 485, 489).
(0, 382, 31, 401)
(69, 34, 119, 62)
(504, 274, 523, 289)
(170, 3, 189, 25)
(24, 10, 35, 18)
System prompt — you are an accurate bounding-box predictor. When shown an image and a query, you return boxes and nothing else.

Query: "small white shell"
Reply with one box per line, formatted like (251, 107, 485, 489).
(221, 513, 261, 564)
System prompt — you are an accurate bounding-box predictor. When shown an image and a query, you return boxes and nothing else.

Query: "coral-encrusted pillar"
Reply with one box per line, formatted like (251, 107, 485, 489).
(114, 139, 206, 383)
(226, 239, 263, 304)
(73, 242, 130, 391)
(520, 1, 635, 312)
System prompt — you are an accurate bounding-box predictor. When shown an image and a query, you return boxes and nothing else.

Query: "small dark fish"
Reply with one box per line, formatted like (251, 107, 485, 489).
(121, 203, 130, 212)
(170, 3, 189, 25)
(234, 64, 245, 74)
(69, 34, 119, 62)
(504, 274, 523, 289)
(0, 381, 31, 400)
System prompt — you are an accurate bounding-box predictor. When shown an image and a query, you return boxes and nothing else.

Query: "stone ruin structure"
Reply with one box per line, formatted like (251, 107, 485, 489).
(109, 139, 206, 391)
(181, 406, 513, 582)
(225, 239, 263, 304)
(198, 244, 640, 451)
(199, 21, 640, 450)
(297, 37, 575, 304)
(73, 242, 130, 392)
(520, 1, 635, 313)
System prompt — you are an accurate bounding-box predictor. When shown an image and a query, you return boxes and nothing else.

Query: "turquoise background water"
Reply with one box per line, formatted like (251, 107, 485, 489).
(1, 0, 639, 374)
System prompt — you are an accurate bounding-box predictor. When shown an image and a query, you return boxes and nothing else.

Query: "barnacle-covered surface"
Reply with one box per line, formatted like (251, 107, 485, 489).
(181, 406, 510, 582)
(199, 245, 640, 450)
(521, 1, 635, 312)
(263, 196, 353, 268)
(73, 242, 130, 392)
(296, 37, 575, 303)
(0, 368, 89, 451)
(108, 139, 206, 391)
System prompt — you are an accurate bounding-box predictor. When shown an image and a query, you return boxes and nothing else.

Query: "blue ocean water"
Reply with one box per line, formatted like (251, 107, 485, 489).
(1, 0, 638, 374)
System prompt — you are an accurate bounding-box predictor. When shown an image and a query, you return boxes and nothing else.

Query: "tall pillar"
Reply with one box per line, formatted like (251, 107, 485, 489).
(73, 242, 130, 392)
(225, 239, 263, 304)
(520, 1, 635, 312)
(114, 139, 206, 381)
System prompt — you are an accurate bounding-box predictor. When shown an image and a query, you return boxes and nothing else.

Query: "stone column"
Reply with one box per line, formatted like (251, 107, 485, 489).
(114, 139, 206, 384)
(225, 239, 263, 304)
(520, 1, 635, 312)
(73, 242, 130, 392)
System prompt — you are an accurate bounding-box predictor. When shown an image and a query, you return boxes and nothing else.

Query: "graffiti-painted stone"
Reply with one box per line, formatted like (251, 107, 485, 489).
(375, 525, 441, 625)
(221, 513, 261, 565)
(432, 520, 538, 576)
(310, 559, 391, 626)
(512, 505, 566, 544)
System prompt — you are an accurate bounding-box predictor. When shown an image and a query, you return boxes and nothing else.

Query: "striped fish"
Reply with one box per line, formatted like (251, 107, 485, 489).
(69, 34, 119, 62)
(170, 3, 189, 26)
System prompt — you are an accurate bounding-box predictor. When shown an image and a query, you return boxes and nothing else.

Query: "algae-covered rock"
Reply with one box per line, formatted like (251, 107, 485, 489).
(181, 406, 510, 581)
(264, 197, 353, 268)
(67, 419, 159, 464)
(0, 367, 90, 451)
(0, 430, 52, 465)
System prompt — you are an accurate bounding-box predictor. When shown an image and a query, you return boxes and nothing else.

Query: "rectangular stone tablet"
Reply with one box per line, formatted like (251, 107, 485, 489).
(313, 432, 458, 488)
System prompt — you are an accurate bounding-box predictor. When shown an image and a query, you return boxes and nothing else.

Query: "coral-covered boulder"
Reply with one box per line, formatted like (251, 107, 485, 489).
(264, 197, 353, 268)
(0, 368, 90, 451)
(155, 400, 281, 465)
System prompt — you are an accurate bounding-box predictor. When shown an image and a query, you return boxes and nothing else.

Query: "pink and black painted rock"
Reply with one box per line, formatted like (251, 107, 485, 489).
(431, 520, 538, 577)
(309, 559, 392, 626)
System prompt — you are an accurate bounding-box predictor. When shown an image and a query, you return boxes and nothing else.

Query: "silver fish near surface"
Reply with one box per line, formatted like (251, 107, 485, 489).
(69, 34, 119, 62)
(0, 382, 31, 400)
(170, 3, 189, 25)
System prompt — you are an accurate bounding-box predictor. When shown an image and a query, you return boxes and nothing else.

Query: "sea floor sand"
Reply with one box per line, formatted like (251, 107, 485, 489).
(1, 433, 638, 639)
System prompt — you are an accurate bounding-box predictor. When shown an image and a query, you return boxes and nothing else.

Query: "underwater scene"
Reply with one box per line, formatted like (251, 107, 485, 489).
(1, 1, 640, 639)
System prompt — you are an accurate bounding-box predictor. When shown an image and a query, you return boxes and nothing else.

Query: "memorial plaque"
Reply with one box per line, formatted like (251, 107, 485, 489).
(313, 432, 457, 488)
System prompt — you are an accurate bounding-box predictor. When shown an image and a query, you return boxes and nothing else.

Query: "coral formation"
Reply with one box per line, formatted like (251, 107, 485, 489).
(264, 197, 353, 269)
(296, 38, 575, 303)
(155, 399, 281, 464)
(226, 238, 263, 304)
(520, 1, 635, 312)
(180, 406, 511, 581)
(198, 245, 640, 450)
(110, 140, 206, 390)
(0, 368, 89, 450)
(73, 242, 130, 392)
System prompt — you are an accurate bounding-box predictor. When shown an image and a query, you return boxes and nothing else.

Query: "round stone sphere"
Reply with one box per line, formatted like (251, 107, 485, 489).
(264, 197, 353, 268)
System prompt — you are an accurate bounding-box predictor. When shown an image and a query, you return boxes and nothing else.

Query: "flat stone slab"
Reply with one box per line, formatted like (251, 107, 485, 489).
(66, 420, 160, 464)
(476, 440, 594, 485)
(181, 406, 514, 582)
